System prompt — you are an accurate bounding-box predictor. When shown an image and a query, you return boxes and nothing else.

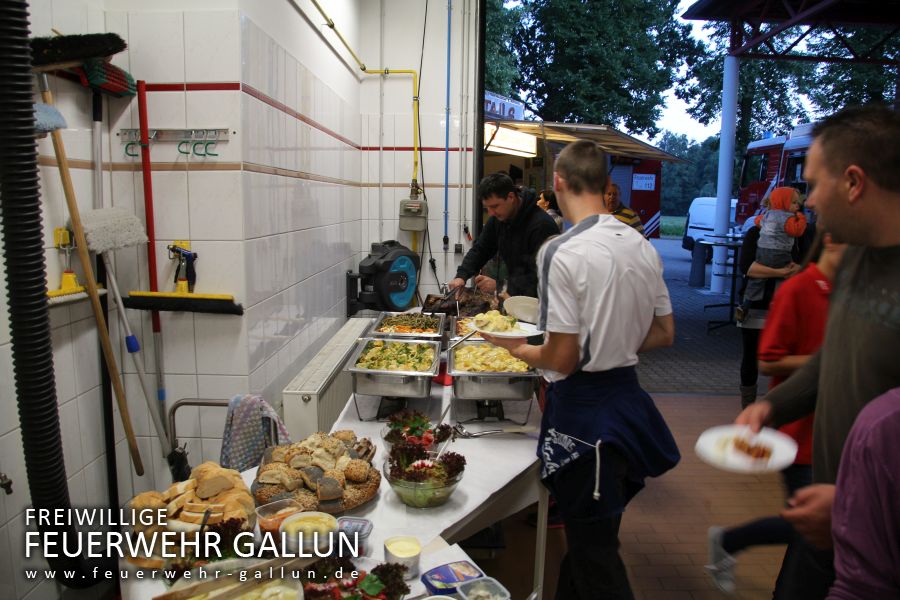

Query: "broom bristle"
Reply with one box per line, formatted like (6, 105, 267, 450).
(30, 33, 127, 67)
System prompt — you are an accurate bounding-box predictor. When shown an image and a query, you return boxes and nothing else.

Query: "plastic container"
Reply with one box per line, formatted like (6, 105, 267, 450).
(255, 499, 303, 536)
(279, 511, 337, 554)
(458, 576, 511, 600)
(420, 561, 483, 596)
(337, 517, 372, 556)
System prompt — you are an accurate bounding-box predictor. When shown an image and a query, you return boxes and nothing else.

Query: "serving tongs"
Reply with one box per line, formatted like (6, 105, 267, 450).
(453, 422, 537, 438)
(447, 328, 477, 352)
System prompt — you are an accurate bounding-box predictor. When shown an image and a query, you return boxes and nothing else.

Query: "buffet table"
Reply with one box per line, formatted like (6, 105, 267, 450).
(122, 384, 549, 599)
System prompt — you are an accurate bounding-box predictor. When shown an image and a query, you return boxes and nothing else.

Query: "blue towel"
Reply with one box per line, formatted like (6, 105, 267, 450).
(34, 103, 66, 134)
(220, 394, 291, 472)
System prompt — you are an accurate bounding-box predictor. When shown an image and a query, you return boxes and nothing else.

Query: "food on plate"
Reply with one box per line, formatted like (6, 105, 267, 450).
(302, 557, 410, 600)
(376, 313, 441, 334)
(126, 462, 255, 570)
(255, 498, 303, 535)
(252, 431, 380, 514)
(732, 436, 773, 461)
(422, 287, 499, 316)
(383, 409, 452, 448)
(453, 344, 529, 373)
(355, 340, 435, 371)
(458, 577, 511, 600)
(473, 310, 517, 332)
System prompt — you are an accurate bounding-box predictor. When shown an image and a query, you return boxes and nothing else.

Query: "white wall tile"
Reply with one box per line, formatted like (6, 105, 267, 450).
(69, 318, 100, 396)
(123, 372, 152, 438)
(0, 345, 19, 438)
(201, 438, 222, 463)
(77, 387, 106, 466)
(184, 91, 241, 163)
(83, 457, 110, 510)
(0, 429, 29, 523)
(67, 470, 88, 508)
(0, 525, 15, 600)
(194, 313, 249, 376)
(130, 435, 155, 494)
(158, 312, 196, 374)
(149, 171, 190, 241)
(198, 405, 228, 439)
(114, 438, 134, 503)
(7, 509, 47, 599)
(184, 10, 240, 82)
(59, 399, 84, 476)
(188, 171, 243, 241)
(128, 11, 186, 83)
(197, 375, 249, 400)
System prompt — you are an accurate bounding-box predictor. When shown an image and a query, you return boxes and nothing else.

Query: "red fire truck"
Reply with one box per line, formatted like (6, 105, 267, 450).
(736, 122, 814, 225)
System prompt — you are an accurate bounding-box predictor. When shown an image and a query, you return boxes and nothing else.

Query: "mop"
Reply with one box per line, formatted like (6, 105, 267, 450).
(79, 208, 172, 457)
(32, 30, 144, 476)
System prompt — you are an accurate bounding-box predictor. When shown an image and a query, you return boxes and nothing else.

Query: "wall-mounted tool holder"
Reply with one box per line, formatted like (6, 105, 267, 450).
(118, 128, 231, 158)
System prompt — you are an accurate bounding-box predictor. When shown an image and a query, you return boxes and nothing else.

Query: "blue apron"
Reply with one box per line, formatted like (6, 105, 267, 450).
(539, 367, 680, 510)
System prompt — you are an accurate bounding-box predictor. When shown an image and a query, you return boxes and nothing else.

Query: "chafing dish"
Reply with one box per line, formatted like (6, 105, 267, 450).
(448, 315, 483, 341)
(368, 311, 445, 340)
(346, 338, 441, 398)
(448, 341, 539, 401)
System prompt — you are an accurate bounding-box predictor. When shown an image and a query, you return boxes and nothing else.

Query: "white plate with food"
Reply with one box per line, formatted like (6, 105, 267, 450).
(695, 425, 797, 473)
(472, 310, 543, 338)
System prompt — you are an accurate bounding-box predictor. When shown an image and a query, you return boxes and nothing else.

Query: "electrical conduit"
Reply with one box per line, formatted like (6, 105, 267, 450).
(443, 0, 452, 250)
(0, 0, 112, 586)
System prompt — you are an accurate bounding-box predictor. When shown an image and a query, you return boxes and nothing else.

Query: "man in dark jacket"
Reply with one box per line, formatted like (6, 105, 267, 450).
(449, 172, 559, 298)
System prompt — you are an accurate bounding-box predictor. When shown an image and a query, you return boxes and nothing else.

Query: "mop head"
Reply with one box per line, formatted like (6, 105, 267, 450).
(71, 58, 136, 97)
(34, 103, 66, 133)
(30, 33, 127, 68)
(123, 292, 244, 315)
(79, 207, 148, 254)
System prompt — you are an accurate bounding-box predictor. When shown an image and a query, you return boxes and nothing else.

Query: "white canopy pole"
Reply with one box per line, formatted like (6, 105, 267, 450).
(711, 54, 740, 293)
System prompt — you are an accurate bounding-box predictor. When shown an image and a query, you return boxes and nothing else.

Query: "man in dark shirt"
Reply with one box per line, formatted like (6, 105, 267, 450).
(449, 172, 559, 298)
(737, 105, 900, 599)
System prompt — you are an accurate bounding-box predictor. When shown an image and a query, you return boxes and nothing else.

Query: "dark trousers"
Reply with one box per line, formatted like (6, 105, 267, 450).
(740, 327, 760, 387)
(773, 530, 835, 599)
(546, 448, 635, 600)
(722, 464, 812, 554)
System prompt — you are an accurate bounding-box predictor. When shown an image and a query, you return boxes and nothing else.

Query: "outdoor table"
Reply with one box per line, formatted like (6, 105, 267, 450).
(700, 236, 743, 332)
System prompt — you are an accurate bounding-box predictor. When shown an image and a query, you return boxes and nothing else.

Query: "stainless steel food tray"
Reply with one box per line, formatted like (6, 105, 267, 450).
(367, 311, 445, 340)
(448, 341, 539, 401)
(346, 338, 441, 398)
(448, 315, 483, 341)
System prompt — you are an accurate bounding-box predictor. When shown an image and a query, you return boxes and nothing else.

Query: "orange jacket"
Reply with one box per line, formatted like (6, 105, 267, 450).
(754, 187, 807, 237)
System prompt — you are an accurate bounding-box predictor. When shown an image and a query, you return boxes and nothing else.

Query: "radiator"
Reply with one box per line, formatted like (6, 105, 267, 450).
(282, 317, 372, 439)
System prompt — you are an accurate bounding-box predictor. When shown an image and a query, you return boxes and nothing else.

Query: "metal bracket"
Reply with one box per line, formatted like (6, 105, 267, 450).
(119, 128, 230, 143)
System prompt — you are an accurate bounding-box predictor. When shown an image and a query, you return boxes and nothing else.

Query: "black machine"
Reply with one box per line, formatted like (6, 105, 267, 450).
(347, 241, 420, 316)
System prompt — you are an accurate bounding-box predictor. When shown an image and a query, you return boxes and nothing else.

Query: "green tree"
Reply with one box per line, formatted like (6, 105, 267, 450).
(485, 0, 521, 97)
(657, 131, 719, 215)
(803, 27, 899, 114)
(512, 0, 698, 135)
(675, 23, 811, 191)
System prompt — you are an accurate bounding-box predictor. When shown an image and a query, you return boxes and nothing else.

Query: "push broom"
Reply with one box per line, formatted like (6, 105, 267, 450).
(31, 32, 143, 475)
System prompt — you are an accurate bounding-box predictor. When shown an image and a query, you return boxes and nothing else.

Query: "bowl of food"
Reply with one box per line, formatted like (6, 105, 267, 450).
(383, 446, 466, 509)
(381, 409, 453, 451)
(255, 499, 303, 536)
(280, 511, 338, 553)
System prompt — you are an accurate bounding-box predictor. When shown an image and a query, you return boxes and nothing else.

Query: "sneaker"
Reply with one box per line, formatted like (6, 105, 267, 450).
(705, 526, 736, 593)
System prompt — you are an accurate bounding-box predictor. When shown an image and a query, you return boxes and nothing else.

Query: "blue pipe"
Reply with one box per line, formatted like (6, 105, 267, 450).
(443, 0, 452, 250)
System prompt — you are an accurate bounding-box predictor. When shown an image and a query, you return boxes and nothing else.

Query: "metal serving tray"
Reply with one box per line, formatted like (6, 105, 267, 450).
(448, 341, 539, 401)
(346, 337, 441, 398)
(448, 315, 483, 341)
(368, 311, 445, 340)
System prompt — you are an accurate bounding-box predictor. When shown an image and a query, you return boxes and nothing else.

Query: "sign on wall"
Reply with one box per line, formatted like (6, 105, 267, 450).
(632, 173, 656, 191)
(484, 91, 525, 121)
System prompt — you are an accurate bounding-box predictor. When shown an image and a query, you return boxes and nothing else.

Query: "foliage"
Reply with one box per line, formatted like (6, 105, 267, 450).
(485, 0, 522, 97)
(675, 22, 812, 186)
(511, 0, 699, 135)
(803, 27, 899, 114)
(656, 131, 719, 216)
(660, 215, 687, 238)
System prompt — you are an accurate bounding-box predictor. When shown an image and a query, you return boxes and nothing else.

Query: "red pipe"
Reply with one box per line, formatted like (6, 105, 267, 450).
(136, 80, 160, 332)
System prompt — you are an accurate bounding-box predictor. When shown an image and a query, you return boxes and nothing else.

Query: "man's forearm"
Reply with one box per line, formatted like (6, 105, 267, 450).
(759, 354, 811, 376)
(765, 351, 821, 426)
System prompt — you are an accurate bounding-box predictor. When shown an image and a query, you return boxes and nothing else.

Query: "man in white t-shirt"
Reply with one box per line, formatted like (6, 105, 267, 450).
(484, 140, 679, 599)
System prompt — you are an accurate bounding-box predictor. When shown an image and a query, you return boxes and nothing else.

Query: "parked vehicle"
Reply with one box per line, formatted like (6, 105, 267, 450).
(682, 196, 737, 252)
(736, 123, 814, 224)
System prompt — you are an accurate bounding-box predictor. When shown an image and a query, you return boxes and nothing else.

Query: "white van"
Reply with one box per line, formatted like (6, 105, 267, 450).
(681, 197, 738, 252)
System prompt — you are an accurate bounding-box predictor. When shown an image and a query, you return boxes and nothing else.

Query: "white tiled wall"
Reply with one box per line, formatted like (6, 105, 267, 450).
(0, 1, 477, 598)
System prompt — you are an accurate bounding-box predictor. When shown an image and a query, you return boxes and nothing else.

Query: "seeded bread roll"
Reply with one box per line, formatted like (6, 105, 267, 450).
(322, 469, 346, 488)
(343, 459, 370, 483)
(317, 477, 343, 502)
(288, 447, 313, 469)
(332, 430, 357, 444)
(300, 466, 325, 491)
(254, 484, 287, 505)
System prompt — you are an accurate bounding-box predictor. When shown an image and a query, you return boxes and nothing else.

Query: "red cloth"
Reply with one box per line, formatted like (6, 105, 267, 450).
(757, 263, 832, 465)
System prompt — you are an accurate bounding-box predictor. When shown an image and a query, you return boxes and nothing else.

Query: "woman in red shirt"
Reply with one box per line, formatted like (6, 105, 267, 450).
(706, 232, 846, 593)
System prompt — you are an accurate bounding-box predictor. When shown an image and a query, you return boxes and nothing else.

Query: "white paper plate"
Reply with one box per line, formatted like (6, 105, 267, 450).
(475, 321, 543, 338)
(694, 425, 797, 473)
(503, 296, 539, 324)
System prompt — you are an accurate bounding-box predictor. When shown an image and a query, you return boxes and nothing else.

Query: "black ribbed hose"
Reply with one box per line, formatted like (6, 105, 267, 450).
(0, 0, 110, 588)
